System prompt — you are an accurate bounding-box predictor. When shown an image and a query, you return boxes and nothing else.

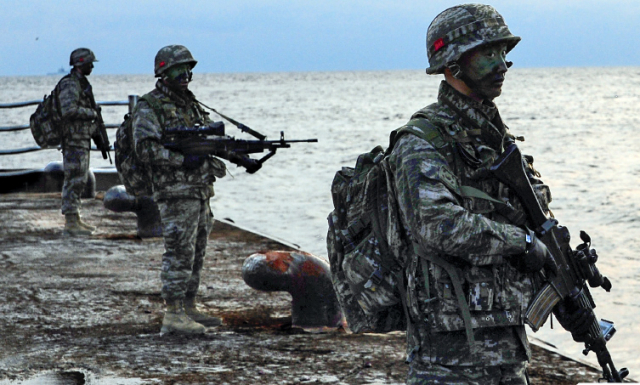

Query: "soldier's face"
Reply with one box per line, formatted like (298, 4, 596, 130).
(459, 42, 509, 100)
(79, 62, 93, 76)
(164, 64, 192, 92)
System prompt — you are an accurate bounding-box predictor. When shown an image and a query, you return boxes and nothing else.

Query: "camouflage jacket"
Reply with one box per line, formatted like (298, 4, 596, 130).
(132, 81, 226, 201)
(389, 81, 552, 366)
(58, 69, 98, 149)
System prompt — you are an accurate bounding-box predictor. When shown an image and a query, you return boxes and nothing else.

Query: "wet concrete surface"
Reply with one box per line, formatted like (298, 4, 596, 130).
(0, 194, 613, 384)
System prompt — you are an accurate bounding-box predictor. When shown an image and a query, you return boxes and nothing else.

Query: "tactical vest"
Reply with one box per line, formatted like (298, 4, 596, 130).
(134, 89, 225, 201)
(394, 108, 537, 357)
(59, 72, 97, 148)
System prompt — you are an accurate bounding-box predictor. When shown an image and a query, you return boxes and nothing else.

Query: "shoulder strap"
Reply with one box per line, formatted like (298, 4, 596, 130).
(389, 118, 446, 151)
(138, 94, 165, 126)
(388, 118, 457, 167)
(52, 74, 73, 120)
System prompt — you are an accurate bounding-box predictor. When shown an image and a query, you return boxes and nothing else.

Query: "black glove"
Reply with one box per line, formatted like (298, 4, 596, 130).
(182, 154, 207, 169)
(230, 154, 262, 174)
(553, 300, 596, 342)
(511, 230, 558, 275)
(242, 158, 262, 174)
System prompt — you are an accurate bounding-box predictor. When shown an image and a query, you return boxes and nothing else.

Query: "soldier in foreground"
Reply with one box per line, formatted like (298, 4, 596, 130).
(59, 48, 101, 236)
(132, 45, 227, 335)
(389, 4, 591, 384)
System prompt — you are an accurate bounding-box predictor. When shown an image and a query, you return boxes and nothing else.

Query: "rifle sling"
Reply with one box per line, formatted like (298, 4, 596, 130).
(458, 185, 527, 226)
(195, 99, 266, 141)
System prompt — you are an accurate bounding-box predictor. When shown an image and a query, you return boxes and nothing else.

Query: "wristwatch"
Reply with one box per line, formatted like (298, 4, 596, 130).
(524, 232, 533, 254)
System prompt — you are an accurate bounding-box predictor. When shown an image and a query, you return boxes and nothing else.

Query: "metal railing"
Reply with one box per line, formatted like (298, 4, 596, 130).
(0, 95, 139, 156)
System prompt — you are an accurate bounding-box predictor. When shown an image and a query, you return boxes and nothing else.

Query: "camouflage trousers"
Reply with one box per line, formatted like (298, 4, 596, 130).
(407, 361, 528, 385)
(157, 198, 214, 301)
(61, 145, 90, 215)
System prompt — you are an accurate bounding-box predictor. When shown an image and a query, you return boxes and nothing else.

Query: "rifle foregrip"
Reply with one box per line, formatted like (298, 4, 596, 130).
(525, 283, 562, 331)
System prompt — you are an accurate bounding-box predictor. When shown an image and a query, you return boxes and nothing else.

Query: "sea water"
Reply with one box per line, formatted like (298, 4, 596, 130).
(1, 67, 639, 375)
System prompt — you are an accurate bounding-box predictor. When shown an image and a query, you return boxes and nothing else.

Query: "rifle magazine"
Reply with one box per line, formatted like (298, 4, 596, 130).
(525, 283, 561, 331)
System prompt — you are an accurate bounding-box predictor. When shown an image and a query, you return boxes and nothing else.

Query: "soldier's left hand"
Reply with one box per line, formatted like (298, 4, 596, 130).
(554, 301, 596, 342)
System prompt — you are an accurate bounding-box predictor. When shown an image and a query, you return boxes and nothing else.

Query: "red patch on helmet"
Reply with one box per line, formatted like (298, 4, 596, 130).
(79, 58, 84, 62)
(434, 38, 445, 52)
(159, 61, 166, 67)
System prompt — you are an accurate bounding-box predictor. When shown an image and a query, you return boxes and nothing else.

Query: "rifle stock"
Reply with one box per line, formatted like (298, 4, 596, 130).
(490, 143, 628, 382)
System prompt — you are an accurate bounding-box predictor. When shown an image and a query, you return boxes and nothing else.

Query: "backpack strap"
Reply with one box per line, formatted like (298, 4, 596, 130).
(413, 243, 479, 354)
(388, 117, 458, 167)
(137, 94, 165, 127)
(54, 74, 72, 122)
(389, 118, 481, 353)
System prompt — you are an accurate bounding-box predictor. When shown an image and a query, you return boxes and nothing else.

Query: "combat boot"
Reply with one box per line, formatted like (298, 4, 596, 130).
(77, 215, 96, 232)
(161, 299, 206, 335)
(184, 295, 222, 326)
(64, 213, 94, 236)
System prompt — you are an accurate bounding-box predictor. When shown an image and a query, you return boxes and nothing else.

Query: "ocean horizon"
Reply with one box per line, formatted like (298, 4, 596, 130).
(1, 67, 639, 375)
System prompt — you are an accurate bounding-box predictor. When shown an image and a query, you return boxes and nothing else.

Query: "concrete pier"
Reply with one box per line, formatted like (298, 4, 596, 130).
(0, 193, 614, 384)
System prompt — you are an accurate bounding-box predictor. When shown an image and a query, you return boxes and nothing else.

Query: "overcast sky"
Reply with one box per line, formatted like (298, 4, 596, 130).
(2, 0, 639, 77)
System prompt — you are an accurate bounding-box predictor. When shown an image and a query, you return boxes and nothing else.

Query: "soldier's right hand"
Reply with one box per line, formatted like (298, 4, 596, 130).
(511, 230, 558, 275)
(182, 154, 207, 169)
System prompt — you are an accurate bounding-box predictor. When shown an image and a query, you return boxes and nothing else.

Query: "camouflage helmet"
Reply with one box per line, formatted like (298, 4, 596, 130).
(69, 48, 98, 67)
(154, 45, 198, 77)
(426, 4, 520, 75)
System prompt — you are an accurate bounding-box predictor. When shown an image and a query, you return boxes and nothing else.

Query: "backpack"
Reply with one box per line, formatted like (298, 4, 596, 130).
(29, 76, 68, 148)
(327, 118, 448, 334)
(114, 95, 163, 197)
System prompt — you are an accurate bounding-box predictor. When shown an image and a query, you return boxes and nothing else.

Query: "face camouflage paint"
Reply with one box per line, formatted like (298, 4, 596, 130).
(165, 64, 192, 84)
(459, 42, 510, 100)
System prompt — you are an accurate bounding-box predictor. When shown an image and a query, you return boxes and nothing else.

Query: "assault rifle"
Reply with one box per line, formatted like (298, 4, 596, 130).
(490, 143, 629, 382)
(85, 83, 112, 164)
(93, 108, 112, 164)
(163, 121, 318, 173)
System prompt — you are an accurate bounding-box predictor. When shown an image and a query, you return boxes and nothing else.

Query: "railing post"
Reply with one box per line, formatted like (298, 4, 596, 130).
(128, 95, 139, 113)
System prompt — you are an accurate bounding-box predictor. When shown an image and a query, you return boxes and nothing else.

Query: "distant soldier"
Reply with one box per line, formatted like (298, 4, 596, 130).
(132, 45, 227, 335)
(59, 48, 101, 236)
(388, 4, 593, 384)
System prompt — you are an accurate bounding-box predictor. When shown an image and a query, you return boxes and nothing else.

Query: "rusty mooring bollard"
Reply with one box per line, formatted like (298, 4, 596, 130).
(103, 185, 162, 238)
(242, 250, 344, 330)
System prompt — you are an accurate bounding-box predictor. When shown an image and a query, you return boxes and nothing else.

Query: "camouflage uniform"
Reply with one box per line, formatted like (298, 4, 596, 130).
(389, 80, 552, 384)
(132, 80, 226, 302)
(58, 69, 98, 215)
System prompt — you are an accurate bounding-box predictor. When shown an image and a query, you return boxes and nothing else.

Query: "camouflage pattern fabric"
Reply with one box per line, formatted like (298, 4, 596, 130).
(388, 81, 550, 368)
(70, 48, 98, 67)
(58, 70, 98, 149)
(132, 80, 226, 201)
(132, 80, 225, 302)
(407, 360, 527, 385)
(58, 69, 98, 215)
(61, 145, 90, 215)
(157, 198, 214, 301)
(154, 45, 197, 77)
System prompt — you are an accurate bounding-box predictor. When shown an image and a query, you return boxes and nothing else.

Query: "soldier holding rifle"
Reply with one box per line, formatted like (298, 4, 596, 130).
(388, 4, 626, 383)
(131, 45, 229, 335)
(58, 48, 102, 236)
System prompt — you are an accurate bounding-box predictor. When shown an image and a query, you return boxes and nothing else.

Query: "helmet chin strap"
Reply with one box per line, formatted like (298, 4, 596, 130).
(446, 62, 480, 93)
(446, 60, 514, 101)
(447, 62, 464, 79)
